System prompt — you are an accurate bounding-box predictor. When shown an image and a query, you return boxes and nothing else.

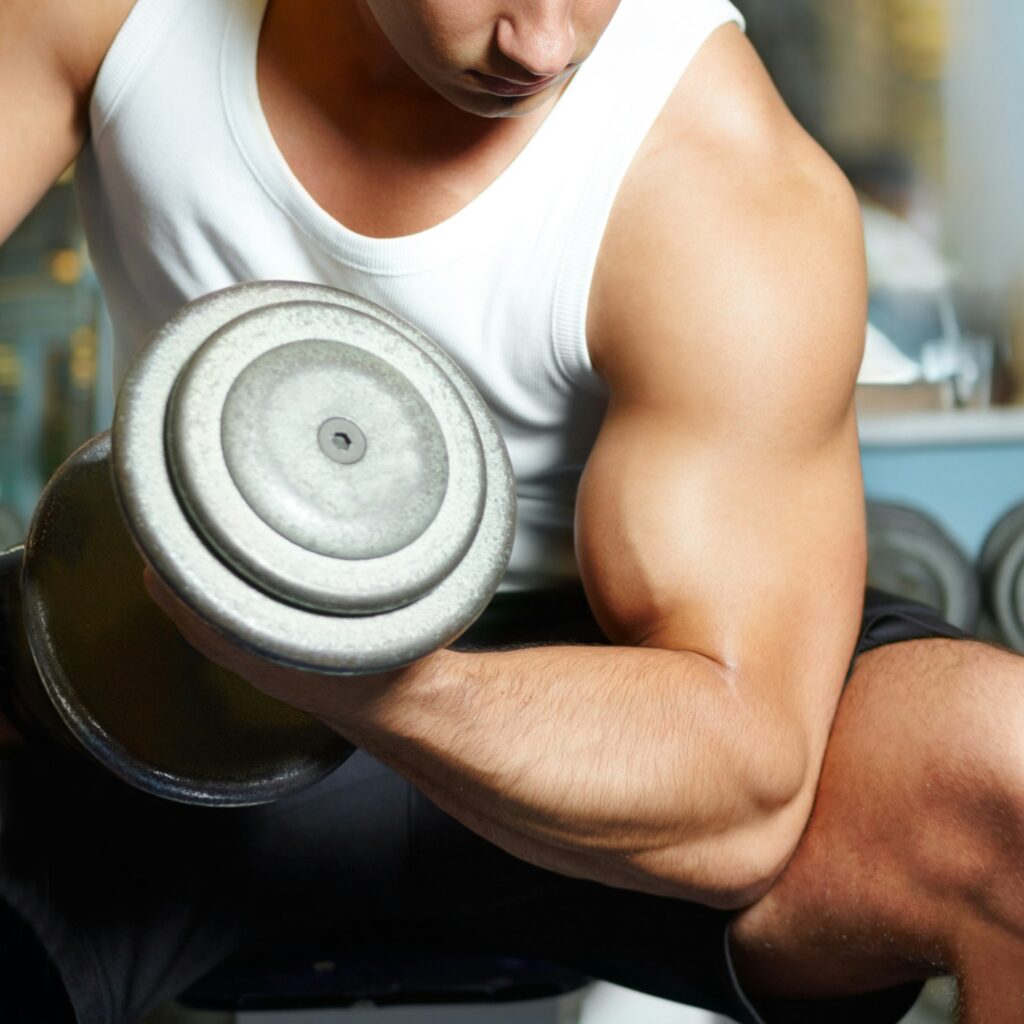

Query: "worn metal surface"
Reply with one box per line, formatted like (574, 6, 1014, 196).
(165, 306, 485, 612)
(13, 283, 514, 804)
(0, 544, 78, 751)
(114, 282, 515, 673)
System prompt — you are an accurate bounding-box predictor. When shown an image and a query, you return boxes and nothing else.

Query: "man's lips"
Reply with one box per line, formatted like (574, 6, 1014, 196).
(466, 70, 560, 97)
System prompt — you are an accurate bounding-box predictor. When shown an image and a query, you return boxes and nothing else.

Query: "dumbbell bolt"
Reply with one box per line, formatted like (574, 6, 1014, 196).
(318, 417, 367, 465)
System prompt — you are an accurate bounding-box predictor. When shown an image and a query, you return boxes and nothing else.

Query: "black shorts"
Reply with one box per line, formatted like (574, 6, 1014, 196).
(0, 586, 967, 1024)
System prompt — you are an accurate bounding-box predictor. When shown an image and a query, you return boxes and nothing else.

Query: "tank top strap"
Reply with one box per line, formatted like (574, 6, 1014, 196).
(550, 0, 745, 391)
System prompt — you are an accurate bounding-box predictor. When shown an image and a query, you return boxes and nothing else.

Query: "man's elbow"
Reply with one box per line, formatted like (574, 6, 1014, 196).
(651, 724, 814, 910)
(698, 794, 812, 910)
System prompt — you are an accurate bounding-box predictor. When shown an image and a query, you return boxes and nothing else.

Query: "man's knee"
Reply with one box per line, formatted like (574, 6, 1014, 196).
(729, 638, 1024, 997)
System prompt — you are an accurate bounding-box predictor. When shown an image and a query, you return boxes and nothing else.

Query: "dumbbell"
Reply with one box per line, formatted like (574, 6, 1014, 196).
(866, 501, 981, 632)
(0, 503, 23, 550)
(978, 502, 1024, 652)
(7, 282, 515, 806)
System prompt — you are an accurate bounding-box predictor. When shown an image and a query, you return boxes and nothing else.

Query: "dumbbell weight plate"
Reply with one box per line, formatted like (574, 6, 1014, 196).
(114, 281, 515, 673)
(165, 303, 486, 613)
(1, 544, 88, 749)
(866, 501, 980, 632)
(978, 502, 1024, 652)
(994, 533, 1024, 652)
(20, 433, 355, 805)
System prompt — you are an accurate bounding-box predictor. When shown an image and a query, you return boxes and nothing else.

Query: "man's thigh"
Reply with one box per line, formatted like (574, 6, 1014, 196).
(731, 619, 1024, 1016)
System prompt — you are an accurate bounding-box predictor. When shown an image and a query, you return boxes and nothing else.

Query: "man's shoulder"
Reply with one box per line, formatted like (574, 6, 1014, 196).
(587, 24, 863, 378)
(649, 23, 854, 218)
(0, 0, 138, 244)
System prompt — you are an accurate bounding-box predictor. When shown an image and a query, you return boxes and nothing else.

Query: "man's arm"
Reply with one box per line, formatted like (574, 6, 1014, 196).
(153, 27, 868, 910)
(0, 0, 132, 244)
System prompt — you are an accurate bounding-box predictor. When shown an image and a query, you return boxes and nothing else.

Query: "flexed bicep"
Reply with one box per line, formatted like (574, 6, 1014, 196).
(577, 42, 870, 792)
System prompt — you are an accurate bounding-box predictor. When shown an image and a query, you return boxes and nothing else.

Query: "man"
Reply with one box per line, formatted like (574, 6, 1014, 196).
(2, 0, 1023, 1021)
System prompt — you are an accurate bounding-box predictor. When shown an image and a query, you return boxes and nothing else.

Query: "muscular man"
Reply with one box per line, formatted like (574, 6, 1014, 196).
(2, 0, 1023, 1021)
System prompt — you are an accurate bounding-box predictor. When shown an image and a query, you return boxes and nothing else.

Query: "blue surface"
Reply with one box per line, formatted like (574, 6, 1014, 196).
(861, 441, 1024, 558)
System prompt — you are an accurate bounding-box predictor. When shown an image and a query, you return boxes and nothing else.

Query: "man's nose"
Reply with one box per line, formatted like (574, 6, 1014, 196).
(495, 3, 577, 79)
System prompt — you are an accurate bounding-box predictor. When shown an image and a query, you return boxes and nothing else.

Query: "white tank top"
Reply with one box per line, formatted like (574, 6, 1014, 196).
(75, 0, 745, 592)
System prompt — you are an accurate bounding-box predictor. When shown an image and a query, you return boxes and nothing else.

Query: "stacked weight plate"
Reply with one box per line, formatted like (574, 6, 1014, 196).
(16, 282, 516, 806)
(866, 501, 980, 632)
(979, 502, 1024, 652)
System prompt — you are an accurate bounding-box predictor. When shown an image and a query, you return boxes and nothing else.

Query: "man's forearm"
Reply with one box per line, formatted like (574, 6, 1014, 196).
(311, 643, 811, 905)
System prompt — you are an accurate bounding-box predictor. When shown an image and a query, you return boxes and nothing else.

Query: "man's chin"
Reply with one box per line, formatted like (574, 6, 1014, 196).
(444, 87, 560, 120)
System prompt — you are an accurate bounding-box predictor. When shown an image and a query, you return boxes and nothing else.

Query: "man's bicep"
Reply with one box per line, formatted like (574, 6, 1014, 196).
(576, 297, 868, 737)
(578, 68, 872, 713)
(575, 396, 866, 712)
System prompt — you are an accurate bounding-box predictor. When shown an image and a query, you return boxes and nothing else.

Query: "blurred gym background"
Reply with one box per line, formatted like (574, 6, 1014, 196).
(1, 1, 1019, 1022)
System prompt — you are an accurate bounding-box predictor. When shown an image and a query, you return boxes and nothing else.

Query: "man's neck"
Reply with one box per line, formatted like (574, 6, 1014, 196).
(256, 0, 564, 236)
(261, 0, 554, 156)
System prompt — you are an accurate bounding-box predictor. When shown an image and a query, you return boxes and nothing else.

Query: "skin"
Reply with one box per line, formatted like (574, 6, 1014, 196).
(3, 0, 1024, 1017)
(334, 0, 600, 116)
(730, 637, 1024, 1021)
(254, 0, 613, 237)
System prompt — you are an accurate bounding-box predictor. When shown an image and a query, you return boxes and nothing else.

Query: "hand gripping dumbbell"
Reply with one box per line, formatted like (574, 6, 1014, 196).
(1, 282, 515, 806)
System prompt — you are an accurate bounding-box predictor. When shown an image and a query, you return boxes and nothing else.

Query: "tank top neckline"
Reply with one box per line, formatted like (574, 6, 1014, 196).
(220, 0, 612, 276)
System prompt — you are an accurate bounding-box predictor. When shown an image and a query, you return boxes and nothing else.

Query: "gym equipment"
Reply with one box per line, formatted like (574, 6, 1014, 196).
(866, 501, 981, 631)
(0, 503, 23, 550)
(10, 282, 516, 806)
(978, 502, 1024, 652)
(115, 282, 514, 667)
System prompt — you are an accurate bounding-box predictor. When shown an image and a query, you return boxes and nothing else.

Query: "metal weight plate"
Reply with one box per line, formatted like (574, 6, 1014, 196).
(978, 502, 1024, 652)
(164, 304, 486, 613)
(978, 501, 1024, 583)
(114, 282, 515, 674)
(19, 433, 355, 806)
(0, 543, 80, 751)
(866, 501, 981, 631)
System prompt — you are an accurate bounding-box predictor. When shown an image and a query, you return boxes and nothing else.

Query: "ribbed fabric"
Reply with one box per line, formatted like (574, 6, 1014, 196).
(75, 0, 744, 591)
